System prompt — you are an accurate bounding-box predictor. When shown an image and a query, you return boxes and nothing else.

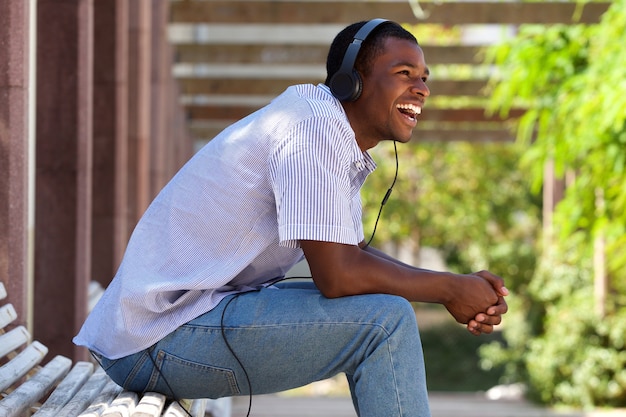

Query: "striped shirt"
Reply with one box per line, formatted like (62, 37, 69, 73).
(74, 84, 377, 359)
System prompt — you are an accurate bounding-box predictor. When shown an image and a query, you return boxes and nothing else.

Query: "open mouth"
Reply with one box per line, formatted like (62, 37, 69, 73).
(396, 103, 422, 121)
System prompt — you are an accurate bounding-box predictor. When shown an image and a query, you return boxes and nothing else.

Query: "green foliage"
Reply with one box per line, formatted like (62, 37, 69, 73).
(480, 0, 626, 408)
(481, 232, 626, 408)
(525, 234, 626, 407)
(362, 141, 539, 291)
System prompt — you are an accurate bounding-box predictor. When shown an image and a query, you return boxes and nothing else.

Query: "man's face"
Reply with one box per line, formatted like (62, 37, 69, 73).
(347, 37, 430, 151)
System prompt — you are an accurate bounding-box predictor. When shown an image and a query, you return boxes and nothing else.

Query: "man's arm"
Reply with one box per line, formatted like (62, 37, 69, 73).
(300, 240, 508, 335)
(359, 242, 508, 334)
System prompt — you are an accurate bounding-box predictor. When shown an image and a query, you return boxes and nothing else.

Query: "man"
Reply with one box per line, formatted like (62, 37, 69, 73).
(75, 20, 508, 417)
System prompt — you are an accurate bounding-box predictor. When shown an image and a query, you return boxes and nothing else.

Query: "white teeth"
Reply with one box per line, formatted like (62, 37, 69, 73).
(397, 103, 422, 115)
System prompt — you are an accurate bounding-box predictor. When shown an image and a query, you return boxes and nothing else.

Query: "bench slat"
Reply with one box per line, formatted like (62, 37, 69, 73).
(87, 282, 105, 313)
(0, 279, 219, 417)
(188, 399, 208, 417)
(0, 355, 72, 417)
(162, 398, 207, 417)
(132, 392, 166, 417)
(0, 327, 30, 358)
(0, 304, 18, 330)
(101, 391, 139, 417)
(0, 341, 48, 392)
(33, 361, 95, 417)
(56, 368, 110, 416)
(161, 401, 189, 417)
(77, 378, 124, 417)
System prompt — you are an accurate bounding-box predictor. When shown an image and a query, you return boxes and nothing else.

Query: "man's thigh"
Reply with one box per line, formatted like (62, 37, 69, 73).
(151, 284, 417, 396)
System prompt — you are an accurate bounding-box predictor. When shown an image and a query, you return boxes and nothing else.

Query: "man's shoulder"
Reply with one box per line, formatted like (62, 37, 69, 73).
(291, 83, 335, 103)
(282, 83, 347, 121)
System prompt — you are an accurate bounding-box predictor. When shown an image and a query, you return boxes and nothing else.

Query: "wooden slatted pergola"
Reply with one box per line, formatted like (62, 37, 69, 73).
(168, 0, 609, 145)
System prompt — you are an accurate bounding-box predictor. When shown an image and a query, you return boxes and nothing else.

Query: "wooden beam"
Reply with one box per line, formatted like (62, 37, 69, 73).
(175, 44, 328, 65)
(170, 1, 609, 25)
(185, 105, 524, 123)
(174, 44, 483, 65)
(177, 77, 488, 97)
(190, 123, 514, 143)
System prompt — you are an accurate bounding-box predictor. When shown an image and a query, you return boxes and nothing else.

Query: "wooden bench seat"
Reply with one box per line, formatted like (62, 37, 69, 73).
(0, 282, 214, 417)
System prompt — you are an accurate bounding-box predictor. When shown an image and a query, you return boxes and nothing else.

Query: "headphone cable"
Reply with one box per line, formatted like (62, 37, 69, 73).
(142, 293, 252, 417)
(142, 140, 399, 417)
(145, 346, 193, 417)
(221, 293, 253, 417)
(364, 140, 399, 248)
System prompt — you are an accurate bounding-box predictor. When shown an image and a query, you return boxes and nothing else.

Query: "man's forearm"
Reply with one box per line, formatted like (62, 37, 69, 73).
(360, 241, 436, 273)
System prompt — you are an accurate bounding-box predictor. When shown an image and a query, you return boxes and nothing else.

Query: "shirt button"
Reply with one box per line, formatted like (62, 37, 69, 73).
(355, 161, 363, 170)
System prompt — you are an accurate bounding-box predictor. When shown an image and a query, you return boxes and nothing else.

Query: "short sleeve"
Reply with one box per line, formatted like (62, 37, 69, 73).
(270, 117, 361, 248)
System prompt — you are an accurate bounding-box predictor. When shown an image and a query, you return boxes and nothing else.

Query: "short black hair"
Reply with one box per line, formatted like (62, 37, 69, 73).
(324, 20, 418, 85)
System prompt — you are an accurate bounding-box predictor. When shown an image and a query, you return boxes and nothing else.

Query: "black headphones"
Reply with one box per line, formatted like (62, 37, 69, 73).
(329, 18, 389, 102)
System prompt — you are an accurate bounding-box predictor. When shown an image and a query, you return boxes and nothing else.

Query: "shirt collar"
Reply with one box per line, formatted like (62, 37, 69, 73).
(316, 83, 376, 173)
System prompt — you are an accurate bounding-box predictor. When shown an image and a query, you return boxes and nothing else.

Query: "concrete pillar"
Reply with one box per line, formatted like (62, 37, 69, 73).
(35, 0, 93, 361)
(92, 0, 129, 286)
(0, 0, 35, 330)
(127, 0, 152, 231)
(149, 0, 170, 196)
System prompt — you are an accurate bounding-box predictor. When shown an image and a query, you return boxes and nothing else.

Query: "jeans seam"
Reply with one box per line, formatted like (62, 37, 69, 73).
(146, 350, 165, 394)
(123, 351, 150, 392)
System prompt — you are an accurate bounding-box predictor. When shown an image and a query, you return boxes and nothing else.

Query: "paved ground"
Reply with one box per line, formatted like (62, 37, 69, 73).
(230, 392, 626, 417)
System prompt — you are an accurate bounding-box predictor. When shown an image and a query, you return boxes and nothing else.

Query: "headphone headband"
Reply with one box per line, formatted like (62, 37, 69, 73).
(329, 18, 389, 102)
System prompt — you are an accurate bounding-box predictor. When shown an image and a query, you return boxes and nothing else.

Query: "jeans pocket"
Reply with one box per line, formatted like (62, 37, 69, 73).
(146, 349, 241, 399)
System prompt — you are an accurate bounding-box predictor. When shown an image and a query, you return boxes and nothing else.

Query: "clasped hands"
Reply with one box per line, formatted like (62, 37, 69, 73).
(444, 270, 509, 336)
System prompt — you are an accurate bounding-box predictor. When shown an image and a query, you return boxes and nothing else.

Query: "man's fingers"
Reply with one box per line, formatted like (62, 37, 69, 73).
(467, 320, 494, 335)
(467, 277, 509, 336)
(475, 312, 502, 326)
(475, 270, 509, 296)
(486, 296, 508, 316)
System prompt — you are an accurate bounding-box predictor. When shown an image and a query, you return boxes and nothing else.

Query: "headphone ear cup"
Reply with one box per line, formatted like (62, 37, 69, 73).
(351, 70, 363, 101)
(329, 19, 388, 101)
(330, 69, 362, 102)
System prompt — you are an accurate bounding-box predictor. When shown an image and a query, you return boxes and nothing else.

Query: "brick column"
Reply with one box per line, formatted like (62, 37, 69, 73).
(0, 0, 34, 330)
(35, 0, 93, 361)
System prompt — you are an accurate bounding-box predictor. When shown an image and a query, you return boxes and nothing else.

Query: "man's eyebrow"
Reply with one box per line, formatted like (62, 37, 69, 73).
(395, 61, 430, 76)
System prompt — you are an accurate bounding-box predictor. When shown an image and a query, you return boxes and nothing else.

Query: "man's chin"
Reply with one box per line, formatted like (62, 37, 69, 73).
(392, 133, 413, 144)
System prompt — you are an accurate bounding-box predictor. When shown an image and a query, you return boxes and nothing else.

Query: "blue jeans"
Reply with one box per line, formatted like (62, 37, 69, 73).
(96, 281, 431, 417)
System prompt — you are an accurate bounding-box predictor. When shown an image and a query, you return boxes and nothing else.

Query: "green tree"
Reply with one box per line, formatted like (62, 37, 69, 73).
(480, 0, 626, 408)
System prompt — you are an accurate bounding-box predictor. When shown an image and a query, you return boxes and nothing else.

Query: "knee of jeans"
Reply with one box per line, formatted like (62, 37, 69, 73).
(376, 293, 414, 314)
(370, 294, 418, 329)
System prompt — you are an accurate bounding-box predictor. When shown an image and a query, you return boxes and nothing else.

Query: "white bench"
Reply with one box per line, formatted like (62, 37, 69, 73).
(0, 281, 227, 417)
